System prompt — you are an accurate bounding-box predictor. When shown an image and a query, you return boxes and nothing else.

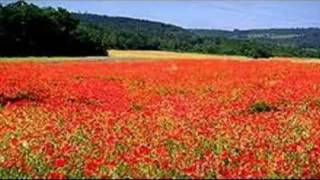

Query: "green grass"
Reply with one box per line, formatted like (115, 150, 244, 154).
(0, 168, 31, 179)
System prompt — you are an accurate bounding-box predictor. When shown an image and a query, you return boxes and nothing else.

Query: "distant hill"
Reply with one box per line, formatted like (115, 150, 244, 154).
(191, 28, 320, 49)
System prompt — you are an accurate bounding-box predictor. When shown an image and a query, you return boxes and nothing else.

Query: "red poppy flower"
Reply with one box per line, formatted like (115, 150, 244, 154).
(54, 159, 66, 168)
(48, 172, 65, 179)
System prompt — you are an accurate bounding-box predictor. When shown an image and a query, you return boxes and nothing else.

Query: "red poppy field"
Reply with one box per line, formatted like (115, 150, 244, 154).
(0, 59, 320, 178)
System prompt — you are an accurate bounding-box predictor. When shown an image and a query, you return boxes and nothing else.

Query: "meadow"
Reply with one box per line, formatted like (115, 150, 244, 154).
(0, 51, 320, 178)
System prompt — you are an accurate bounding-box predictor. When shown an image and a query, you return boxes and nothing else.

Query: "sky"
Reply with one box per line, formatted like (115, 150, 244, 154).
(1, 0, 320, 30)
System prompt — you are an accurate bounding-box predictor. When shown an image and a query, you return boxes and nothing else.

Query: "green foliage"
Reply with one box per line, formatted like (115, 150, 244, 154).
(251, 101, 272, 113)
(26, 153, 51, 175)
(0, 168, 30, 179)
(250, 46, 273, 59)
(166, 169, 191, 179)
(0, 1, 105, 56)
(205, 171, 217, 179)
(112, 163, 130, 178)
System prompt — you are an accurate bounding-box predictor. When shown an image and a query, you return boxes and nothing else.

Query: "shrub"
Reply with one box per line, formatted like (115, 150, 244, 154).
(252, 48, 272, 59)
(250, 101, 272, 113)
(244, 42, 273, 59)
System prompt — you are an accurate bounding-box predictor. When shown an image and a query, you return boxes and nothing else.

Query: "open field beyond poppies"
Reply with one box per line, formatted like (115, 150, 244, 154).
(1, 53, 320, 178)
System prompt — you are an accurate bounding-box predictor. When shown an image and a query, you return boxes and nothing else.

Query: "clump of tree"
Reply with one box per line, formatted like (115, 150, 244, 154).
(0, 1, 106, 56)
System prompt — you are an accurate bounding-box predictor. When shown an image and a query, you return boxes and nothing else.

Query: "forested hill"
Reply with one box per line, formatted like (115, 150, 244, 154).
(73, 13, 188, 34)
(75, 13, 320, 49)
(75, 13, 320, 50)
(74, 12, 320, 58)
(72, 13, 196, 51)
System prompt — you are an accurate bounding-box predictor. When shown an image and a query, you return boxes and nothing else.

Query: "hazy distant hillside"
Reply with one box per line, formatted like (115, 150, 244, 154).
(191, 28, 320, 48)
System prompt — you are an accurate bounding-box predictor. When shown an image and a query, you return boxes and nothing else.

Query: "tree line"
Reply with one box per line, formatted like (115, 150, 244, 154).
(0, 1, 106, 56)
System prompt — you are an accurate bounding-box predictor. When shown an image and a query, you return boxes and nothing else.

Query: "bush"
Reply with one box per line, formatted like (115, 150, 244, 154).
(250, 101, 272, 113)
(251, 48, 273, 59)
(245, 44, 273, 59)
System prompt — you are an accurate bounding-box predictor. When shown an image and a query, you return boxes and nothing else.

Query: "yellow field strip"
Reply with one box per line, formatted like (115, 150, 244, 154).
(108, 50, 249, 60)
(0, 50, 319, 63)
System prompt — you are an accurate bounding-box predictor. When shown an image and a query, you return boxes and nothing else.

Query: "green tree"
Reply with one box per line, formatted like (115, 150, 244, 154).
(0, 1, 105, 56)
